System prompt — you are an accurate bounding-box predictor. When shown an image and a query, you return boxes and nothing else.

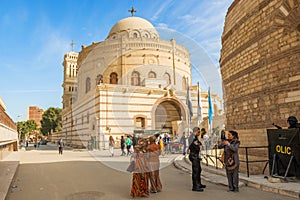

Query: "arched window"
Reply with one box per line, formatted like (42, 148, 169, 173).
(86, 77, 91, 93)
(133, 32, 138, 38)
(131, 71, 140, 86)
(164, 73, 171, 85)
(96, 74, 103, 85)
(148, 71, 156, 78)
(70, 97, 73, 105)
(182, 76, 187, 90)
(110, 72, 118, 84)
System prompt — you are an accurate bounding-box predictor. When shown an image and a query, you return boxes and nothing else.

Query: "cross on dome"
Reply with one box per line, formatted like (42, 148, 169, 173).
(70, 40, 76, 51)
(128, 6, 137, 16)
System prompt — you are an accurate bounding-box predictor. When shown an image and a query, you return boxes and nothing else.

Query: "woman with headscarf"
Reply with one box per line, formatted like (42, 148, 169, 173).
(130, 138, 149, 197)
(218, 130, 240, 192)
(148, 135, 162, 193)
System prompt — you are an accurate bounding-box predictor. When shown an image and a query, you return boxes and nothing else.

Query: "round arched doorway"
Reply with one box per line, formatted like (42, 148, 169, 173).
(154, 99, 186, 137)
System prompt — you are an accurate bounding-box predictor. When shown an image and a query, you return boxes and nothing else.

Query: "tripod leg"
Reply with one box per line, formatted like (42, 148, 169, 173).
(271, 154, 277, 177)
(284, 155, 294, 179)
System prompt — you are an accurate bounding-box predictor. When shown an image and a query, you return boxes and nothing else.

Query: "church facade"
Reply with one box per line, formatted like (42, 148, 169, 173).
(61, 14, 223, 149)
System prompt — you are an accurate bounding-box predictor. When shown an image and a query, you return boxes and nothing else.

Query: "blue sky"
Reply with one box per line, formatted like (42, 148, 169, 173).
(0, 0, 233, 122)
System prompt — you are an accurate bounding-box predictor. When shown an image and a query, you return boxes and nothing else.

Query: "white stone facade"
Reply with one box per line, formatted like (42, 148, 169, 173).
(61, 16, 222, 149)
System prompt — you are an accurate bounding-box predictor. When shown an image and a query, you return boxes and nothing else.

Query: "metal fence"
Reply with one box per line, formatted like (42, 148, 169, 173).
(201, 145, 269, 177)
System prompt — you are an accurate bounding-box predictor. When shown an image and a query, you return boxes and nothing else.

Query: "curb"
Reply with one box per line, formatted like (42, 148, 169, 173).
(173, 155, 231, 187)
(1, 161, 19, 200)
(173, 156, 191, 175)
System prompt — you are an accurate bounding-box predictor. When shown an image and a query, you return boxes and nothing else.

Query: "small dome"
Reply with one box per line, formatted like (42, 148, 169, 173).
(108, 16, 158, 38)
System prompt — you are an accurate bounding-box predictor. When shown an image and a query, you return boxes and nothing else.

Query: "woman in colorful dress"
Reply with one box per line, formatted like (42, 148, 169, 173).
(148, 136, 162, 193)
(130, 138, 149, 197)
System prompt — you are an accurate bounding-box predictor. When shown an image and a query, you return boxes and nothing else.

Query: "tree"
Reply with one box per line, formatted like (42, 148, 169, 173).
(17, 120, 38, 139)
(40, 107, 62, 135)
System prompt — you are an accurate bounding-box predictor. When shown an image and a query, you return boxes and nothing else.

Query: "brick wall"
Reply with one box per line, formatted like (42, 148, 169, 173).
(220, 0, 300, 174)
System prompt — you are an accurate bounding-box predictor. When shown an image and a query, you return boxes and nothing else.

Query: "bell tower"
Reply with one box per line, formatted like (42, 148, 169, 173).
(62, 50, 78, 110)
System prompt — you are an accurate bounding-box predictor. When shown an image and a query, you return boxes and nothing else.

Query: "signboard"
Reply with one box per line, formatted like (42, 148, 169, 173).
(267, 129, 300, 179)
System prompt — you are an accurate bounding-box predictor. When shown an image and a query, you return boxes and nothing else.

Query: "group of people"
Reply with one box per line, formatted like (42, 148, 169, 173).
(187, 127, 240, 193)
(129, 135, 162, 198)
(126, 127, 240, 196)
(187, 116, 300, 193)
(118, 133, 172, 158)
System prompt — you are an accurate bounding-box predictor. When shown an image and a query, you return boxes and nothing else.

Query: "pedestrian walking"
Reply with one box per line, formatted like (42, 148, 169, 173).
(37, 140, 41, 149)
(180, 132, 187, 155)
(126, 135, 132, 156)
(58, 138, 64, 155)
(188, 131, 194, 146)
(218, 130, 240, 192)
(158, 136, 164, 156)
(132, 134, 138, 148)
(148, 136, 162, 193)
(200, 128, 209, 154)
(187, 127, 206, 192)
(109, 136, 115, 157)
(130, 139, 149, 198)
(120, 135, 126, 156)
(25, 140, 29, 150)
(162, 134, 170, 154)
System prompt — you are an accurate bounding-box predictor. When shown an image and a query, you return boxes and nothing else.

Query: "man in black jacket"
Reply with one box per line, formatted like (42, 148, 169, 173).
(187, 127, 206, 192)
(287, 116, 300, 129)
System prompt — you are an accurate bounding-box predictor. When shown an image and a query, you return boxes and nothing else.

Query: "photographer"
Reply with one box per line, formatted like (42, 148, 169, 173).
(218, 130, 240, 192)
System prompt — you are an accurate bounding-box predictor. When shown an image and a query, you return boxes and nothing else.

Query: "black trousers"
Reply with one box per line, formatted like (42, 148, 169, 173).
(59, 147, 63, 154)
(191, 158, 202, 189)
(226, 167, 239, 191)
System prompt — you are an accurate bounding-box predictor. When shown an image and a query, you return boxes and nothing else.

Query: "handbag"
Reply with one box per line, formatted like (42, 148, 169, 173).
(126, 161, 135, 172)
(226, 153, 237, 171)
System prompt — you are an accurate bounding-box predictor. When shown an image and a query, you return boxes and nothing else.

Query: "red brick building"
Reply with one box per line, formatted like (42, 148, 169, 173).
(27, 106, 44, 128)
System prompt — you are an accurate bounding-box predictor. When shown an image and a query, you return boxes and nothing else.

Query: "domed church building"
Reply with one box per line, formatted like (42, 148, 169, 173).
(61, 10, 223, 149)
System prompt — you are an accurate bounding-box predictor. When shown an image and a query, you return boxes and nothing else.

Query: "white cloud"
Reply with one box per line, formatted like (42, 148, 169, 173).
(178, 15, 204, 25)
(156, 23, 169, 29)
(29, 17, 70, 69)
(151, 0, 175, 21)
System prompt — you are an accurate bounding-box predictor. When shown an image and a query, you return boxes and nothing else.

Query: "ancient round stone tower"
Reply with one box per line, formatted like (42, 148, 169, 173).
(220, 0, 300, 173)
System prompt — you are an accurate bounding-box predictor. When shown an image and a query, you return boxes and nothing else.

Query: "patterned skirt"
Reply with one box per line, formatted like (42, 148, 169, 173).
(130, 172, 149, 197)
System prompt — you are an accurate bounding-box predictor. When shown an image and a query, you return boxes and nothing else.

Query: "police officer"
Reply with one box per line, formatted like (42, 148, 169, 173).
(187, 127, 206, 192)
(287, 116, 300, 129)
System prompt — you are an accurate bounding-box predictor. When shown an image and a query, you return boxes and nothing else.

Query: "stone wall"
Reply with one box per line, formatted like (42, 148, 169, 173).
(220, 0, 300, 174)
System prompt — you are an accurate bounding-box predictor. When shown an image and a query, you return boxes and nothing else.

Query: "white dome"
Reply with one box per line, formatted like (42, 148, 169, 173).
(108, 16, 158, 38)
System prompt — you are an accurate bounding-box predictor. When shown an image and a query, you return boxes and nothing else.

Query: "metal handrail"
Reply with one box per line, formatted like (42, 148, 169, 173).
(201, 145, 269, 177)
(239, 146, 269, 177)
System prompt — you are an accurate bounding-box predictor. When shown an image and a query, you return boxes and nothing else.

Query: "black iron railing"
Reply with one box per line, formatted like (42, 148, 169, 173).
(201, 145, 269, 177)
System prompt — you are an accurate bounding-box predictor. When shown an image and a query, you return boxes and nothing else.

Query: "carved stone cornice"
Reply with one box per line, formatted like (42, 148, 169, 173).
(77, 42, 101, 68)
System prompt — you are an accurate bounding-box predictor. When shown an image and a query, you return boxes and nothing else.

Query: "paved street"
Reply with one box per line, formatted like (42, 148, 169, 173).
(5, 144, 296, 200)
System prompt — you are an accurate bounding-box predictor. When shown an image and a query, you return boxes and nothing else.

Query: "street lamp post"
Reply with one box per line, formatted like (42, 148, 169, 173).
(16, 114, 22, 141)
